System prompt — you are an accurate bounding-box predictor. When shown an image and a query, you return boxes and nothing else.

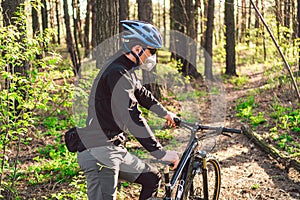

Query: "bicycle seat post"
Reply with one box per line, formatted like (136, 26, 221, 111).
(164, 165, 172, 200)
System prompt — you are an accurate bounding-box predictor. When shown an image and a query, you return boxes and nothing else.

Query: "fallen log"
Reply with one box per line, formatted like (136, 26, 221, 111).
(242, 125, 300, 172)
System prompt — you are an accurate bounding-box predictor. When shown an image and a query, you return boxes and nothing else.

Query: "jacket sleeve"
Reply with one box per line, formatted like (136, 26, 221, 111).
(134, 80, 168, 118)
(107, 68, 166, 159)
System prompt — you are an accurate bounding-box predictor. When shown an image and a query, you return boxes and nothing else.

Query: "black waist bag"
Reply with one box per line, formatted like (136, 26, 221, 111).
(64, 127, 86, 152)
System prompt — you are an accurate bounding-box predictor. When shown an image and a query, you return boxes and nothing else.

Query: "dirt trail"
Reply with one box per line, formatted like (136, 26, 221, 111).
(211, 70, 300, 200)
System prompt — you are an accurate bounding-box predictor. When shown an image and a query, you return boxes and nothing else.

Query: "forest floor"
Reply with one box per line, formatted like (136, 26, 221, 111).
(120, 66, 300, 200)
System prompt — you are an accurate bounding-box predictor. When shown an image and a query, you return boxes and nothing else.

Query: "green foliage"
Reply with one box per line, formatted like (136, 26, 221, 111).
(249, 112, 267, 127)
(237, 96, 299, 157)
(0, 6, 75, 198)
(27, 147, 79, 186)
(228, 75, 248, 89)
(269, 105, 300, 156)
(154, 129, 174, 141)
(48, 173, 87, 200)
(236, 95, 255, 119)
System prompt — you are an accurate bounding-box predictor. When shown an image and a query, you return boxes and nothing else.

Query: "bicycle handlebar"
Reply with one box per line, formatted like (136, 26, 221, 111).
(174, 118, 242, 134)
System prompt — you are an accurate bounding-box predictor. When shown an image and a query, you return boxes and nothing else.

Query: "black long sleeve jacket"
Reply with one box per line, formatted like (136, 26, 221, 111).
(83, 52, 167, 159)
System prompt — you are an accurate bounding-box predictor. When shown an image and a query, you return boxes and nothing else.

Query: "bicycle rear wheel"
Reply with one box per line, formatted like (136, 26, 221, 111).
(186, 157, 221, 200)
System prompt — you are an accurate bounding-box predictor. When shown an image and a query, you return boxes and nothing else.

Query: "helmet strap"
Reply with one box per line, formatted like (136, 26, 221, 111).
(131, 48, 145, 66)
(130, 51, 140, 66)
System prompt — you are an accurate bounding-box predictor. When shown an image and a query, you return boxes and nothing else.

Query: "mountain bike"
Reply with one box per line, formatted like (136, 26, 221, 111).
(151, 118, 242, 200)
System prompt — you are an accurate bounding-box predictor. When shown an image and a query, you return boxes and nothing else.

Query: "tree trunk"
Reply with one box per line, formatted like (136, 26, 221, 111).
(95, 0, 119, 67)
(91, 0, 97, 54)
(171, 0, 201, 80)
(31, 1, 43, 60)
(284, 0, 291, 28)
(41, 0, 48, 52)
(298, 0, 300, 70)
(247, 0, 252, 45)
(291, 0, 296, 40)
(119, 0, 129, 31)
(204, 0, 214, 80)
(32, 3, 39, 36)
(240, 0, 246, 43)
(201, 0, 208, 46)
(41, 0, 48, 32)
(163, 0, 167, 47)
(261, 0, 266, 61)
(225, 0, 237, 76)
(77, 0, 83, 46)
(63, 0, 80, 73)
(235, 0, 239, 43)
(49, 0, 55, 43)
(138, 0, 153, 23)
(72, 0, 81, 66)
(275, 0, 283, 41)
(55, 0, 61, 44)
(84, 0, 91, 57)
(138, 0, 161, 99)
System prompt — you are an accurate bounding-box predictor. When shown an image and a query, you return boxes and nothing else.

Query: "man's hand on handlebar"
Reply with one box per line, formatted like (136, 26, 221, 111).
(161, 150, 180, 170)
(163, 112, 178, 127)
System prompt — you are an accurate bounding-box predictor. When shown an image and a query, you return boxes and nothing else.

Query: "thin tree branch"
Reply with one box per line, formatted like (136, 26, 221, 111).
(250, 0, 300, 102)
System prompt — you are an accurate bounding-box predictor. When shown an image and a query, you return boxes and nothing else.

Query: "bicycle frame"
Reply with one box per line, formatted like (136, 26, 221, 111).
(162, 120, 241, 200)
(163, 123, 200, 200)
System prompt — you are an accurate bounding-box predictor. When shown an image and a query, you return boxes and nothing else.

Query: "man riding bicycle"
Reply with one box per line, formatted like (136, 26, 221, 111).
(77, 20, 180, 200)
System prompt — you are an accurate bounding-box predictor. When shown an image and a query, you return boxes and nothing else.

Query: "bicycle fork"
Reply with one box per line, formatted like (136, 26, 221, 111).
(202, 154, 209, 200)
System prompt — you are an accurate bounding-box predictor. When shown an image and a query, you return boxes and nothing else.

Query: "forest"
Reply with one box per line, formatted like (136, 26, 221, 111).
(0, 0, 299, 199)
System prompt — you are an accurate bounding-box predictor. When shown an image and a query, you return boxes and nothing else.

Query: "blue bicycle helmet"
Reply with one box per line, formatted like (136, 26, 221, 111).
(121, 20, 163, 49)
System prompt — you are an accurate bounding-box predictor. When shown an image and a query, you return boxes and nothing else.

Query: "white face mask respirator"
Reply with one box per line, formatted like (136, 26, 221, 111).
(139, 53, 157, 71)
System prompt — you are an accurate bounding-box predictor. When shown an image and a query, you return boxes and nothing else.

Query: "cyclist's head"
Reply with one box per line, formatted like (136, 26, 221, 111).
(120, 20, 162, 52)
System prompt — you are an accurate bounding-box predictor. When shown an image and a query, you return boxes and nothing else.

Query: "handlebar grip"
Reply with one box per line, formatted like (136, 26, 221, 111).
(173, 117, 181, 126)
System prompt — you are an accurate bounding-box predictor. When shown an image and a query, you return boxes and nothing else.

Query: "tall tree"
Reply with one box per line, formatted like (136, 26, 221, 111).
(138, 0, 152, 22)
(170, 0, 200, 79)
(119, 0, 129, 30)
(72, 0, 81, 66)
(41, 0, 49, 52)
(204, 0, 214, 80)
(55, 0, 61, 44)
(240, 0, 246, 43)
(95, 0, 119, 67)
(225, 0, 237, 76)
(247, 0, 252, 45)
(185, 0, 197, 74)
(84, 0, 91, 57)
(63, 0, 80, 73)
(275, 0, 282, 40)
(41, 0, 48, 32)
(261, 0, 266, 61)
(31, 2, 39, 36)
(91, 0, 97, 55)
(284, 0, 291, 28)
(298, 0, 300, 70)
(163, 0, 167, 46)
(138, 0, 161, 98)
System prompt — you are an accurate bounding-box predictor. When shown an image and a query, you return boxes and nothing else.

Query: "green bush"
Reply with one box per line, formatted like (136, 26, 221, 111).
(0, 6, 74, 198)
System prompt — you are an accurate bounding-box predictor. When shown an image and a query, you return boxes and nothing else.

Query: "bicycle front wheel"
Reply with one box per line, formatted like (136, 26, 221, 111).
(186, 157, 221, 200)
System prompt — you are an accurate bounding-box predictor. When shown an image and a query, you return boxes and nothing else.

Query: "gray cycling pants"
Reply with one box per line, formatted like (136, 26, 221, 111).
(77, 145, 161, 200)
